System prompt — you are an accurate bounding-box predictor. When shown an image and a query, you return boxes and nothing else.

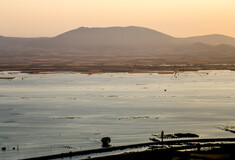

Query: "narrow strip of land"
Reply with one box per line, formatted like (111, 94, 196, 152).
(22, 138, 235, 160)
(1, 64, 235, 74)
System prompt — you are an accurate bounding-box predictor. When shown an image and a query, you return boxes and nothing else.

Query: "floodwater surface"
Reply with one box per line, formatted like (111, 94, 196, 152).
(0, 71, 234, 159)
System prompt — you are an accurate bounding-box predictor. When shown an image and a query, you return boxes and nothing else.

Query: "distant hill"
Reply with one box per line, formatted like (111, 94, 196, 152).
(0, 26, 235, 72)
(29, 26, 177, 49)
(182, 34, 235, 46)
(1, 26, 235, 49)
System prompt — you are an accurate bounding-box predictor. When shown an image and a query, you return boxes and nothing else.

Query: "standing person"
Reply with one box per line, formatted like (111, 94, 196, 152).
(161, 131, 164, 142)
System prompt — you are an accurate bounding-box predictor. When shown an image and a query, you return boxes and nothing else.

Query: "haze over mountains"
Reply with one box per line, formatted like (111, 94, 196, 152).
(1, 26, 235, 72)
(1, 26, 235, 47)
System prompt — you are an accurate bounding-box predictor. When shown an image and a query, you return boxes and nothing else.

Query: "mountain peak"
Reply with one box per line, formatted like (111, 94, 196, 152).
(59, 26, 171, 36)
(54, 26, 175, 47)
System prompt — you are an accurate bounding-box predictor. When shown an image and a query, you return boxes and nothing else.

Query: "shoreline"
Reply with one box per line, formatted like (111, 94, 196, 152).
(0, 64, 235, 74)
(22, 138, 235, 160)
(90, 143, 235, 160)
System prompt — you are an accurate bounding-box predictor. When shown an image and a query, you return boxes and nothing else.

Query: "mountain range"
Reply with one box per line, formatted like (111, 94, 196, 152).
(1, 26, 235, 72)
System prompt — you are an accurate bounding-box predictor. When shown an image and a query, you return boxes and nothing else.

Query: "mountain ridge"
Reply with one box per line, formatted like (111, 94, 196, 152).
(1, 26, 235, 73)
(182, 34, 235, 46)
(1, 26, 235, 45)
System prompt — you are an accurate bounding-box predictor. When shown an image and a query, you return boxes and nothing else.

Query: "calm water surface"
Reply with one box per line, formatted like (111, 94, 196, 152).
(0, 71, 234, 159)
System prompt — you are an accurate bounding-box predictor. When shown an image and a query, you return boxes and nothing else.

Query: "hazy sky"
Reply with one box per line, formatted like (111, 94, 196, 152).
(1, 0, 235, 37)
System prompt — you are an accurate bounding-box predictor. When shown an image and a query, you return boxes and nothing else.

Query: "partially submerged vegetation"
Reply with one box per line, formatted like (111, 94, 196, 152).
(151, 132, 199, 140)
(0, 77, 15, 79)
(218, 125, 235, 134)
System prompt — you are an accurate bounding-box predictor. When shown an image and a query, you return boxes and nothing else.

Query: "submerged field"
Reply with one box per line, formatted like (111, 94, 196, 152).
(0, 71, 235, 159)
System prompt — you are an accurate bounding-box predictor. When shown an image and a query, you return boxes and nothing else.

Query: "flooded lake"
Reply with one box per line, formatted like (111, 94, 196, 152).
(0, 71, 235, 159)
